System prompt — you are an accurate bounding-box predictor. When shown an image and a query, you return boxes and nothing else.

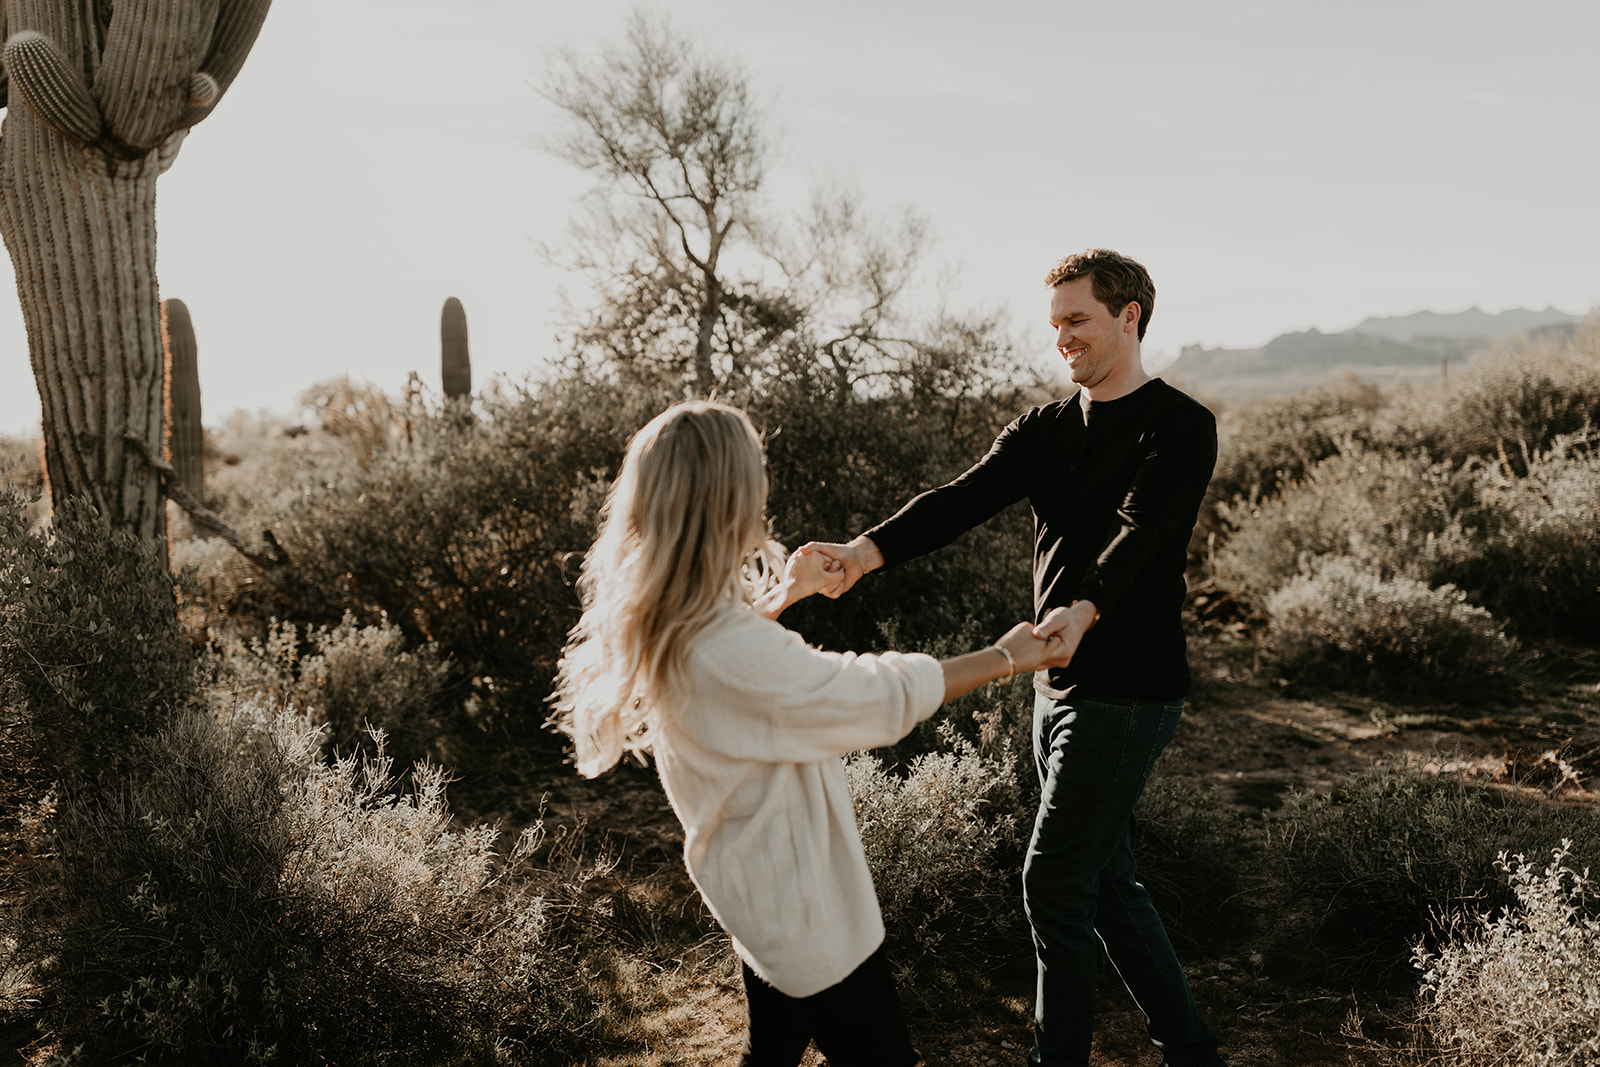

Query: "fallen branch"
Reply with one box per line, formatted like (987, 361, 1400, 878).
(123, 431, 290, 571)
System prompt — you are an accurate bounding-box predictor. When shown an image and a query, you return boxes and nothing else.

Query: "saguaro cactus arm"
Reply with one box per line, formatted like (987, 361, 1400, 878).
(175, 0, 273, 129)
(97, 0, 222, 150)
(3, 30, 104, 143)
(77, 0, 271, 155)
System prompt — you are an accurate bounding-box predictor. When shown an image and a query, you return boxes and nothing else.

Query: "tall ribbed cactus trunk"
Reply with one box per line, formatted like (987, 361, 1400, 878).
(0, 0, 272, 550)
(0, 107, 167, 539)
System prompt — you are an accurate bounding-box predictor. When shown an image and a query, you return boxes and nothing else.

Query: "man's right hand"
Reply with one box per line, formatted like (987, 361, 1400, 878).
(796, 536, 884, 598)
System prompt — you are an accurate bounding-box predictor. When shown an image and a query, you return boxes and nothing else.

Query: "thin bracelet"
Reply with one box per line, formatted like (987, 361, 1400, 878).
(991, 644, 1016, 680)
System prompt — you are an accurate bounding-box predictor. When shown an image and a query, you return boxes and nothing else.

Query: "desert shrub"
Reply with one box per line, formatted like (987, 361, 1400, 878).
(1209, 376, 1388, 510)
(249, 375, 661, 738)
(1212, 446, 1478, 611)
(1132, 777, 1253, 948)
(1262, 766, 1600, 973)
(1263, 558, 1515, 700)
(6, 707, 598, 1066)
(846, 727, 1027, 990)
(211, 614, 454, 767)
(0, 488, 194, 782)
(1448, 436, 1600, 638)
(0, 435, 46, 533)
(242, 362, 1036, 747)
(1411, 841, 1600, 1067)
(1413, 327, 1600, 470)
(756, 368, 1036, 659)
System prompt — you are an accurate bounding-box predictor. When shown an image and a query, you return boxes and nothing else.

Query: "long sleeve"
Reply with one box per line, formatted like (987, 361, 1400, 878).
(865, 410, 1037, 568)
(650, 609, 945, 998)
(683, 612, 945, 762)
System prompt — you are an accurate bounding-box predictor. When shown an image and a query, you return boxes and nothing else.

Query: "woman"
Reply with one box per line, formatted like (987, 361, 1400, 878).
(552, 400, 1057, 1066)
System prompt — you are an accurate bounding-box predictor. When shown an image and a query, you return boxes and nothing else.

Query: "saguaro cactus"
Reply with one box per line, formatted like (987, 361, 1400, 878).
(441, 296, 471, 401)
(0, 1, 272, 549)
(162, 298, 203, 497)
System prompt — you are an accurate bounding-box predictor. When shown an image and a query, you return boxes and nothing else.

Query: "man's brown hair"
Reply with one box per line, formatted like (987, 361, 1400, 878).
(1044, 249, 1155, 342)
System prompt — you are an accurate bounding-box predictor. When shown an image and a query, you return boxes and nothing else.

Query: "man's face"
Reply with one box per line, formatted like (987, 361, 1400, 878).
(1048, 276, 1138, 391)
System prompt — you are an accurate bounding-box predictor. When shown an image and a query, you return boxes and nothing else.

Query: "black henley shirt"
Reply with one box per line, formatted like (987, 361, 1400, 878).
(865, 378, 1218, 701)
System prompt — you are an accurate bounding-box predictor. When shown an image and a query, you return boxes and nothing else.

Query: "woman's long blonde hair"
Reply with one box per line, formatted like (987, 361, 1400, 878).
(552, 401, 781, 777)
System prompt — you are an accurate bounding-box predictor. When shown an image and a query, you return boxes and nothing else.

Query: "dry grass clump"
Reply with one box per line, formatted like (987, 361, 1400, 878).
(1410, 841, 1600, 1067)
(1264, 558, 1515, 700)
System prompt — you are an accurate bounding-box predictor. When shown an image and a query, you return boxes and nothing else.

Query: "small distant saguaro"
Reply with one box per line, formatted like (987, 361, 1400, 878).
(441, 296, 471, 401)
(162, 298, 204, 497)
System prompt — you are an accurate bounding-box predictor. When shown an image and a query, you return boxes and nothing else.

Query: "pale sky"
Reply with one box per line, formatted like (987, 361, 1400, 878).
(2, 0, 1597, 436)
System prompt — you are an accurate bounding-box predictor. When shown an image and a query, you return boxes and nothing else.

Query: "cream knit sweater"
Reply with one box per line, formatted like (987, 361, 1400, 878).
(653, 606, 945, 997)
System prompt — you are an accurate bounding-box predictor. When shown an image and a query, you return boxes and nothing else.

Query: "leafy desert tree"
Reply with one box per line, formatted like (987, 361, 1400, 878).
(543, 10, 952, 400)
(0, 1, 271, 548)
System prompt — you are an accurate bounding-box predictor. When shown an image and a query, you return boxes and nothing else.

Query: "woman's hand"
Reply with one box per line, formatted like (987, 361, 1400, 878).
(784, 545, 846, 601)
(938, 621, 1065, 703)
(757, 547, 845, 620)
(995, 620, 1066, 675)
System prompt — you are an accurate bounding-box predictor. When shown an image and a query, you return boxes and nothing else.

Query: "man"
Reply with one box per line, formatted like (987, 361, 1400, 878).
(805, 249, 1226, 1067)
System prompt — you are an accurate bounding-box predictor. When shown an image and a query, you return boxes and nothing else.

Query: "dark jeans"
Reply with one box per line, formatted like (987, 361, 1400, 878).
(739, 942, 919, 1067)
(1024, 693, 1223, 1067)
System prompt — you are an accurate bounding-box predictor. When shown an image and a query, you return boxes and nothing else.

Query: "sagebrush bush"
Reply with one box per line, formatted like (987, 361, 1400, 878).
(247, 376, 658, 737)
(1209, 376, 1387, 507)
(1132, 777, 1252, 948)
(0, 488, 194, 783)
(1213, 446, 1478, 611)
(1412, 841, 1600, 1067)
(225, 365, 1035, 747)
(1263, 766, 1600, 973)
(1413, 326, 1600, 470)
(1263, 558, 1515, 700)
(1447, 435, 1600, 638)
(845, 727, 1026, 989)
(211, 614, 453, 767)
(6, 706, 598, 1066)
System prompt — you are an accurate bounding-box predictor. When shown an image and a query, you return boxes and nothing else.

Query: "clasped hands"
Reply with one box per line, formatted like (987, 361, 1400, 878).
(784, 539, 1095, 670)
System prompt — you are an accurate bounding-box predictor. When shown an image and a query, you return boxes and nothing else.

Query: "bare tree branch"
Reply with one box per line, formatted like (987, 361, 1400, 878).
(122, 432, 290, 572)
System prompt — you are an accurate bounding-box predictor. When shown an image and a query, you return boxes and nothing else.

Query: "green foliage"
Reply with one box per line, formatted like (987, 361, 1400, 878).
(1213, 429, 1600, 652)
(1132, 777, 1251, 947)
(1263, 558, 1515, 700)
(7, 707, 596, 1066)
(226, 352, 1037, 748)
(0, 487, 193, 781)
(1209, 375, 1387, 508)
(1412, 841, 1600, 1067)
(210, 614, 453, 768)
(845, 726, 1026, 989)
(1409, 331, 1600, 470)
(248, 376, 658, 737)
(755, 352, 1037, 658)
(1441, 435, 1600, 639)
(0, 434, 44, 492)
(1213, 446, 1478, 611)
(1262, 766, 1600, 972)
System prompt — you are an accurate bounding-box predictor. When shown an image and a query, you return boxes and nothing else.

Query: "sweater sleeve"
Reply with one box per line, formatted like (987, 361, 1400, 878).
(864, 408, 1037, 568)
(687, 615, 946, 763)
(1071, 400, 1217, 616)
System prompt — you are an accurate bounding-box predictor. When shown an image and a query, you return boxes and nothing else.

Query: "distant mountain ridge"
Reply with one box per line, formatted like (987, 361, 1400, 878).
(1352, 305, 1577, 341)
(1164, 305, 1581, 397)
